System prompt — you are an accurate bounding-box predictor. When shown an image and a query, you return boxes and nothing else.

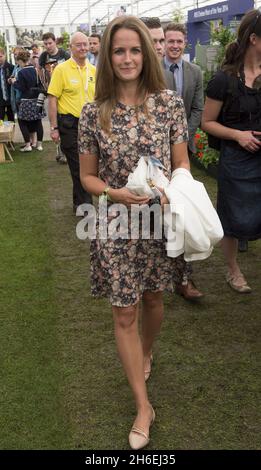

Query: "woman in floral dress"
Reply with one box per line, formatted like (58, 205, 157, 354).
(78, 16, 190, 449)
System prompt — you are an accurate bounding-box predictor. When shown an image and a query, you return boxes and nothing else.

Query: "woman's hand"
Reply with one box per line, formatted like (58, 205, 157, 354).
(160, 193, 169, 206)
(154, 186, 169, 207)
(236, 130, 261, 152)
(109, 187, 150, 207)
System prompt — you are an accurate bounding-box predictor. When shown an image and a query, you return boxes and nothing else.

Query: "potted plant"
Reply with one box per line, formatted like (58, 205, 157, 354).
(193, 129, 219, 178)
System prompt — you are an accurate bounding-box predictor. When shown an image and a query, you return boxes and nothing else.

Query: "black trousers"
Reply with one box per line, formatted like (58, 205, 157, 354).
(0, 103, 14, 121)
(18, 119, 43, 143)
(58, 114, 92, 207)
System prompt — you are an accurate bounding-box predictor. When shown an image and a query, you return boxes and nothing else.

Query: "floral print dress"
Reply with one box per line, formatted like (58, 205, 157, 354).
(78, 90, 188, 307)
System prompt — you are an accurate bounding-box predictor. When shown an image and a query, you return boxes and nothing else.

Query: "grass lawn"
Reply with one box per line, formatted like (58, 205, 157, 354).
(0, 142, 260, 450)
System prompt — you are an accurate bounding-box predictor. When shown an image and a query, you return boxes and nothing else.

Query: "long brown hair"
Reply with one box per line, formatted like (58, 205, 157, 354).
(222, 9, 261, 75)
(95, 15, 166, 132)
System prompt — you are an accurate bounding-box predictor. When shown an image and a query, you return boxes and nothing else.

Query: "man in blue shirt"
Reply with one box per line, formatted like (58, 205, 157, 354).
(164, 23, 204, 300)
(87, 33, 101, 66)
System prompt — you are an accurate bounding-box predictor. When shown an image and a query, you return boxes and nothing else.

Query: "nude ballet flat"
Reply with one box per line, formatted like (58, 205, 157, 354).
(144, 354, 153, 382)
(129, 407, 155, 450)
(226, 273, 252, 293)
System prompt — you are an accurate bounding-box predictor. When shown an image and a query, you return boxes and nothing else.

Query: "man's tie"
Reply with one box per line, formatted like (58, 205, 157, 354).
(169, 63, 178, 73)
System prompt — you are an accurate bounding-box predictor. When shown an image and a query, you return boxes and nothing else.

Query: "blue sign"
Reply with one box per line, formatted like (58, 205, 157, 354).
(187, 0, 254, 59)
(188, 0, 254, 23)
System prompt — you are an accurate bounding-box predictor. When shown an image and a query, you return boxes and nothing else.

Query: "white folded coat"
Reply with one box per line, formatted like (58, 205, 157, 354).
(164, 168, 224, 261)
(126, 158, 223, 261)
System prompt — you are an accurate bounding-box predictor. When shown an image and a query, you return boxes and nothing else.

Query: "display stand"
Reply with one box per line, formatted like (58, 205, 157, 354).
(0, 123, 15, 163)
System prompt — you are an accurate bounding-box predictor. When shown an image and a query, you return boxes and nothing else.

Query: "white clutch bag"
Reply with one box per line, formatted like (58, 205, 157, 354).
(126, 156, 169, 197)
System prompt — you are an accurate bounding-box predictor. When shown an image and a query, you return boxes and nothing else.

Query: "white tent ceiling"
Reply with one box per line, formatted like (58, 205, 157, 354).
(0, 0, 233, 28)
(0, 0, 260, 28)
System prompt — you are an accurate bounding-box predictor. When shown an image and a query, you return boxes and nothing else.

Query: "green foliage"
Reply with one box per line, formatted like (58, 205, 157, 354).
(194, 128, 219, 168)
(171, 8, 185, 23)
(0, 32, 6, 51)
(210, 23, 236, 67)
(58, 31, 70, 51)
(203, 69, 215, 94)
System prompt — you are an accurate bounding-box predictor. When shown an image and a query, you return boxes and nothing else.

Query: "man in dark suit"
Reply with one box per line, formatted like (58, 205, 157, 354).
(164, 23, 204, 300)
(0, 48, 14, 121)
(140, 17, 175, 91)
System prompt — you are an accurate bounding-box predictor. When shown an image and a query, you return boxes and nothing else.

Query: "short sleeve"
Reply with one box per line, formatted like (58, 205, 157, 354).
(206, 70, 229, 101)
(169, 93, 189, 145)
(38, 51, 46, 68)
(47, 65, 63, 98)
(78, 103, 99, 157)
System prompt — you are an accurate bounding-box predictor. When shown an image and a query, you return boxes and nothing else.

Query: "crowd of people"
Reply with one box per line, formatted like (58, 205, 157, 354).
(0, 32, 71, 152)
(1, 9, 260, 449)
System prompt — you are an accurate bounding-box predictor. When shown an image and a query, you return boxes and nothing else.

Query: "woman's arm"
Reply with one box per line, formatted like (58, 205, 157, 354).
(201, 97, 261, 152)
(79, 153, 105, 197)
(13, 70, 27, 93)
(48, 95, 60, 143)
(79, 153, 150, 207)
(171, 141, 190, 172)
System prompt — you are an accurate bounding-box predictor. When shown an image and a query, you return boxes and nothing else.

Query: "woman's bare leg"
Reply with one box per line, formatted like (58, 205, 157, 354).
(221, 236, 241, 276)
(141, 291, 164, 373)
(112, 303, 153, 433)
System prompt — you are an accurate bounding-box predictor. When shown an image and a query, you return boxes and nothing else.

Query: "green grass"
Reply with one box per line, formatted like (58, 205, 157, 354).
(0, 147, 71, 449)
(0, 144, 260, 449)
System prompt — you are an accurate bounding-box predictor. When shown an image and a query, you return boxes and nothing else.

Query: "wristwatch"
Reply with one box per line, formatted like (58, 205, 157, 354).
(100, 186, 113, 201)
(50, 126, 59, 131)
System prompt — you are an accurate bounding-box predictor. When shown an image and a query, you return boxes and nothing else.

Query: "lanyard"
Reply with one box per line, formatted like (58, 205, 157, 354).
(71, 58, 89, 93)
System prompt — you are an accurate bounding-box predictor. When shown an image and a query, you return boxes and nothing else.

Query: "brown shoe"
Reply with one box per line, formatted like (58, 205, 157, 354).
(176, 280, 204, 300)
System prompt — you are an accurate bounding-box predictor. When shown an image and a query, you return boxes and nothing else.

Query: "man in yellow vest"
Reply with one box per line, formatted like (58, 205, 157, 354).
(48, 32, 96, 212)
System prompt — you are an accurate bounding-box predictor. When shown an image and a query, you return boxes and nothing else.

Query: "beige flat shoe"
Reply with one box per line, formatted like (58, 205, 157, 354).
(129, 407, 155, 450)
(144, 354, 153, 382)
(226, 273, 252, 293)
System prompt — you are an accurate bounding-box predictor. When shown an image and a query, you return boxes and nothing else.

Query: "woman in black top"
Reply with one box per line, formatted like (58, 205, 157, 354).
(202, 9, 261, 293)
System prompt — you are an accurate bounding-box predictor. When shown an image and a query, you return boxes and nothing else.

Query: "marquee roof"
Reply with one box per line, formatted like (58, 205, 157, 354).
(0, 0, 239, 28)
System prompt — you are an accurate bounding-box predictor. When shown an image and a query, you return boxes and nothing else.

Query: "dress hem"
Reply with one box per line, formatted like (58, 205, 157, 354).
(91, 286, 175, 308)
(223, 231, 261, 241)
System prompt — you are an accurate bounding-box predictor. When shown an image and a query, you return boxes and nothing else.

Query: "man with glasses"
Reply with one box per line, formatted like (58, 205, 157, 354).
(48, 32, 96, 213)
